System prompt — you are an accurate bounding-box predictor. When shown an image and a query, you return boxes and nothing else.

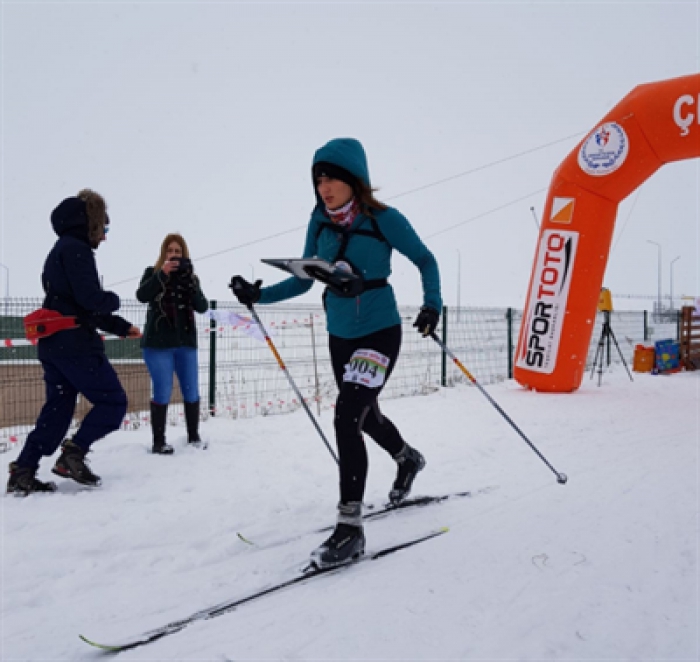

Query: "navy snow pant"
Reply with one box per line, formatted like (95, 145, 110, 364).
(330, 324, 405, 504)
(17, 353, 127, 470)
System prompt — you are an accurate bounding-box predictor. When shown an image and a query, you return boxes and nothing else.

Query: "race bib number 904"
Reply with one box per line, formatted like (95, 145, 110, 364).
(343, 349, 390, 388)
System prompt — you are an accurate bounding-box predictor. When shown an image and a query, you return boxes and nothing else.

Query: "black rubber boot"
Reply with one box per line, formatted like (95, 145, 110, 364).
(389, 444, 426, 505)
(310, 502, 365, 569)
(184, 400, 207, 449)
(52, 439, 101, 487)
(7, 462, 57, 496)
(150, 401, 174, 455)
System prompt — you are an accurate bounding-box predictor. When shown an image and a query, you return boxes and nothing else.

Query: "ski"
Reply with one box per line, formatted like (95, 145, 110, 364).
(79, 527, 448, 652)
(238, 487, 495, 548)
(331, 487, 494, 529)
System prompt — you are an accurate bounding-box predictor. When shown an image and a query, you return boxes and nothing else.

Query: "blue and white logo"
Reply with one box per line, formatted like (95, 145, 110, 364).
(578, 122, 629, 176)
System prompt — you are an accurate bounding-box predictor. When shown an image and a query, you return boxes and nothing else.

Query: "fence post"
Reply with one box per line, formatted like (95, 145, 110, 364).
(507, 307, 514, 379)
(441, 305, 448, 387)
(208, 300, 217, 416)
(643, 310, 648, 342)
(310, 313, 321, 415)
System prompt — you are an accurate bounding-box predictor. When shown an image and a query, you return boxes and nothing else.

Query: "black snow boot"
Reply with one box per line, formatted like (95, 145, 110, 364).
(310, 502, 365, 569)
(52, 439, 101, 487)
(389, 444, 426, 505)
(7, 462, 57, 496)
(150, 401, 174, 455)
(184, 400, 207, 449)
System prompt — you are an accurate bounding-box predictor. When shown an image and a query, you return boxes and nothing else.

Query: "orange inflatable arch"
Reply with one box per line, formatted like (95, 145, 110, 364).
(514, 73, 700, 392)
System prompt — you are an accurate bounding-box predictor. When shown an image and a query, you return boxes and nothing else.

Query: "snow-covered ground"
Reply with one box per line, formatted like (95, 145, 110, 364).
(2, 366, 698, 660)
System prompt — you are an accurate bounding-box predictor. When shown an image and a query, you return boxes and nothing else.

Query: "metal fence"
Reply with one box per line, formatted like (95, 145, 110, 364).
(0, 297, 681, 450)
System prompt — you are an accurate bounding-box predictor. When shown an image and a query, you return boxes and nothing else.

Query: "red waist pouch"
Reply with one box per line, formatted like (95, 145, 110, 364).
(24, 308, 79, 340)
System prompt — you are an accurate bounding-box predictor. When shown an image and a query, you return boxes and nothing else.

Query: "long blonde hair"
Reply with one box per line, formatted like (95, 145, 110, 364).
(154, 233, 191, 271)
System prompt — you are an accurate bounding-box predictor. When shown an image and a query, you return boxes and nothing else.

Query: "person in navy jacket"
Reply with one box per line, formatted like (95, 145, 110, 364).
(7, 190, 140, 496)
(230, 138, 442, 568)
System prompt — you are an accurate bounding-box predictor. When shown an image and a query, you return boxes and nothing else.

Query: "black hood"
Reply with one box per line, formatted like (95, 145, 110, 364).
(51, 197, 88, 237)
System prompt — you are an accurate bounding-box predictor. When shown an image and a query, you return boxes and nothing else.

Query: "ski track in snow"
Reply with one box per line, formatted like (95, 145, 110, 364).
(2, 369, 698, 660)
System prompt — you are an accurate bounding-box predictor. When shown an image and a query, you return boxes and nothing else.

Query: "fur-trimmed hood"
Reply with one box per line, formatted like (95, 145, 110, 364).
(50, 189, 108, 247)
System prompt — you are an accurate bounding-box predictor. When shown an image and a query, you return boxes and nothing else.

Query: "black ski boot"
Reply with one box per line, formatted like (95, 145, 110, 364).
(310, 502, 365, 569)
(184, 400, 207, 450)
(7, 462, 57, 496)
(389, 444, 426, 505)
(52, 439, 101, 487)
(150, 401, 174, 455)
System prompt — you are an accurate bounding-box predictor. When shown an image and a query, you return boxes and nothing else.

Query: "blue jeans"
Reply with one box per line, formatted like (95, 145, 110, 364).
(142, 347, 200, 405)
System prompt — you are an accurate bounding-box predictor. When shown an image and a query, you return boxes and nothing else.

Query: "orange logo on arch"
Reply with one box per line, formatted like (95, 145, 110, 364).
(550, 197, 575, 224)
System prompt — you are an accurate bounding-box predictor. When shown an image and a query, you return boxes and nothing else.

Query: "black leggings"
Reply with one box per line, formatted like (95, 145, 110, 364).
(330, 324, 405, 504)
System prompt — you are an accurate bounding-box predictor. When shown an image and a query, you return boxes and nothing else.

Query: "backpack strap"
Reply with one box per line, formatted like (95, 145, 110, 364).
(313, 216, 390, 298)
(314, 215, 387, 247)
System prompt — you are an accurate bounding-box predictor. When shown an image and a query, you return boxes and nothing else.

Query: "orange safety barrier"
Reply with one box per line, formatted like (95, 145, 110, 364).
(514, 73, 700, 392)
(632, 345, 655, 373)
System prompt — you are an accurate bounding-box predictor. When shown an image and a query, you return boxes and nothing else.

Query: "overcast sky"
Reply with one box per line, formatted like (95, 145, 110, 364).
(1, 0, 698, 311)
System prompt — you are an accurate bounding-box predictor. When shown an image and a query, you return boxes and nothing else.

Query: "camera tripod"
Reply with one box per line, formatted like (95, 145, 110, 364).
(590, 310, 633, 386)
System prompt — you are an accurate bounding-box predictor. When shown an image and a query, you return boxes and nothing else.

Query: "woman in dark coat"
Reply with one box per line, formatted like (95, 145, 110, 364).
(7, 190, 140, 496)
(136, 233, 208, 454)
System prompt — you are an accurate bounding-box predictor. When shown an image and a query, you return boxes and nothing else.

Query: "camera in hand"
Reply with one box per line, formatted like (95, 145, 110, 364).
(172, 257, 193, 280)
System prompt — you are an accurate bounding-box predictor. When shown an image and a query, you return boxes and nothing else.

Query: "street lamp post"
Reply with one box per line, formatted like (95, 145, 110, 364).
(646, 240, 661, 321)
(0, 262, 9, 316)
(456, 249, 461, 321)
(670, 255, 681, 311)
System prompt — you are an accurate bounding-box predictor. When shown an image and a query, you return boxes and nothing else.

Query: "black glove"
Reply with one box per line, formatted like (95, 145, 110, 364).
(174, 257, 193, 278)
(171, 258, 194, 289)
(229, 275, 262, 307)
(413, 306, 439, 337)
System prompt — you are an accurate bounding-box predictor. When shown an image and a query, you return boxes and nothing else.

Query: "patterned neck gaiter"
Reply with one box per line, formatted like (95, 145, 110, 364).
(326, 197, 359, 227)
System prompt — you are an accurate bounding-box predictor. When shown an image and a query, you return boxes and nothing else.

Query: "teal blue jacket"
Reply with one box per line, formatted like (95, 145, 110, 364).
(259, 138, 442, 339)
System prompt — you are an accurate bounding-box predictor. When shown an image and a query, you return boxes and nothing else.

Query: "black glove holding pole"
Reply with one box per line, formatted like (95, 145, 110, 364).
(229, 276, 262, 307)
(413, 306, 440, 337)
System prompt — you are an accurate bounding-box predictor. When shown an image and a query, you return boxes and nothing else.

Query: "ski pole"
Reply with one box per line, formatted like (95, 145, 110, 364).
(429, 332, 568, 485)
(246, 303, 339, 465)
